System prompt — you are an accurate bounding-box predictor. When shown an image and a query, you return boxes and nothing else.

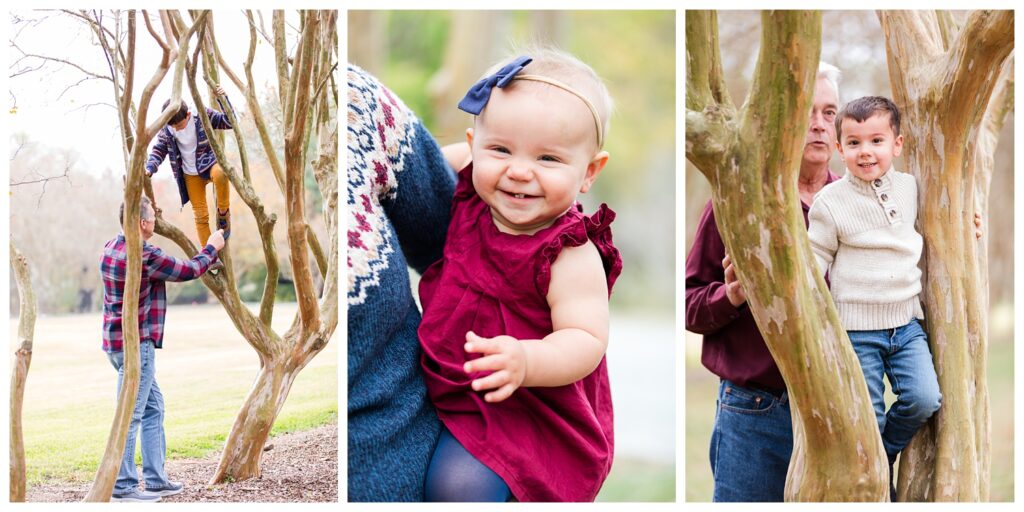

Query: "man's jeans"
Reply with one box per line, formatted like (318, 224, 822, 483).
(848, 319, 942, 461)
(710, 380, 793, 502)
(107, 340, 172, 493)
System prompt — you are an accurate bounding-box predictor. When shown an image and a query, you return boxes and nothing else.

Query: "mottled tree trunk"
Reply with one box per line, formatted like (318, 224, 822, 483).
(879, 10, 1013, 502)
(64, 9, 337, 490)
(210, 358, 298, 481)
(686, 10, 888, 501)
(9, 241, 36, 502)
(204, 9, 338, 484)
(84, 10, 208, 502)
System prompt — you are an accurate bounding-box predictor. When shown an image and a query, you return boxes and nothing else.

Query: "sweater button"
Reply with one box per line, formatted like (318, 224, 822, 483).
(880, 193, 889, 201)
(874, 179, 883, 187)
(889, 209, 897, 217)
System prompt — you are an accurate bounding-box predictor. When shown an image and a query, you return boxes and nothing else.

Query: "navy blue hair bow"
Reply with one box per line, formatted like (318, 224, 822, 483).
(458, 56, 533, 115)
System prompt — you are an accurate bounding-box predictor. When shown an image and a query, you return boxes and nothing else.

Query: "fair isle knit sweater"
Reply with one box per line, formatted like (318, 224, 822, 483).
(347, 65, 456, 501)
(807, 168, 924, 331)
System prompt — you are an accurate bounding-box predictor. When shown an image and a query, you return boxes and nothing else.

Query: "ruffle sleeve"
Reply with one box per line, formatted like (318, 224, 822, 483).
(452, 164, 477, 205)
(535, 203, 623, 297)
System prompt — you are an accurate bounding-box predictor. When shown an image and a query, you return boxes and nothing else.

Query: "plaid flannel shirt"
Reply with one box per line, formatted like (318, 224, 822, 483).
(145, 96, 234, 207)
(101, 234, 217, 353)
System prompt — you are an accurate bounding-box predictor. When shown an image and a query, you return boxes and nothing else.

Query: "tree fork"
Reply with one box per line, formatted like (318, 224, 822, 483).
(686, 10, 889, 501)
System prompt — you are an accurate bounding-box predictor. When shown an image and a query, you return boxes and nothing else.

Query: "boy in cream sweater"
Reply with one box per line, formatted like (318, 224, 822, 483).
(807, 96, 940, 498)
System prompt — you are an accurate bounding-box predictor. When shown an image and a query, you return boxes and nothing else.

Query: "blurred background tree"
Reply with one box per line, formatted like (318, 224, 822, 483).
(685, 10, 1014, 501)
(349, 10, 676, 502)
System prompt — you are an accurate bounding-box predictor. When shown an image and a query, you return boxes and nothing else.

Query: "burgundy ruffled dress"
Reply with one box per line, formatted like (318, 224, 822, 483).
(418, 165, 623, 502)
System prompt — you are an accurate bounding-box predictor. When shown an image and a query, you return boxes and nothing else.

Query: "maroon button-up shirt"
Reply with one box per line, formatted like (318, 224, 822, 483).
(685, 171, 838, 390)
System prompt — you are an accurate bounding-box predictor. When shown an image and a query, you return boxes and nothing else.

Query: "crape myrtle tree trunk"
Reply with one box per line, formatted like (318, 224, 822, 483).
(188, 10, 338, 484)
(58, 9, 337, 486)
(9, 241, 37, 502)
(878, 10, 1013, 502)
(685, 11, 888, 501)
(83, 9, 208, 502)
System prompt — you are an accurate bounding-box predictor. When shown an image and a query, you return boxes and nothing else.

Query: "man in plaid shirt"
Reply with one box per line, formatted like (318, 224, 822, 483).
(100, 195, 225, 502)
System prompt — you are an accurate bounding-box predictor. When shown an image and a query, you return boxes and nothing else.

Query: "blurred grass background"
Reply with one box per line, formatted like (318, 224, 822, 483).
(12, 303, 337, 485)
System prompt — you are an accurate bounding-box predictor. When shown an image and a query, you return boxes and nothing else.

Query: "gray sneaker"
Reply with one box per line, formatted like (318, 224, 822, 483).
(146, 480, 184, 497)
(111, 488, 162, 502)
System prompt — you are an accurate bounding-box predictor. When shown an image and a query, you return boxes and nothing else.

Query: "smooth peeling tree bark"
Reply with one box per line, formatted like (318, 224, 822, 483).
(686, 10, 889, 501)
(84, 10, 209, 502)
(61, 9, 337, 487)
(207, 10, 338, 483)
(879, 10, 1013, 502)
(9, 241, 37, 502)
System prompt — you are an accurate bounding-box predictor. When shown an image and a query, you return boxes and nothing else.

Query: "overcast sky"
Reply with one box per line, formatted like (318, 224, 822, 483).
(8, 10, 297, 178)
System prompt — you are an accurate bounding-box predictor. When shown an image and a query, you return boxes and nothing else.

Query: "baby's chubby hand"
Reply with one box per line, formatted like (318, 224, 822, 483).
(463, 331, 526, 403)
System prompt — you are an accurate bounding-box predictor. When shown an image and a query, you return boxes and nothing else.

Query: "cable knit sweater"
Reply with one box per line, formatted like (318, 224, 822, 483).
(807, 168, 924, 330)
(347, 65, 455, 501)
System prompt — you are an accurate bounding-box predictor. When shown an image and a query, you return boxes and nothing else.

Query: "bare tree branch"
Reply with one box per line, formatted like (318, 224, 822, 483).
(10, 41, 111, 81)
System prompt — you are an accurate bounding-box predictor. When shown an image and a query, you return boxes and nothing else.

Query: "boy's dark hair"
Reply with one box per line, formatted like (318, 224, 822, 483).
(835, 95, 901, 140)
(119, 195, 154, 227)
(162, 99, 189, 126)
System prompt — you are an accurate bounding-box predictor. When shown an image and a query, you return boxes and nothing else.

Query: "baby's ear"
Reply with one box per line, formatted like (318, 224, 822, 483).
(579, 151, 610, 194)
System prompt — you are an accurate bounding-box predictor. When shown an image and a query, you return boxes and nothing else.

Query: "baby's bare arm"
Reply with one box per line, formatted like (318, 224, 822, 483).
(523, 241, 609, 386)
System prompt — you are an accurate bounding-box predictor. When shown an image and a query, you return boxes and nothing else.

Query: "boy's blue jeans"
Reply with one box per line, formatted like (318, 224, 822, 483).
(710, 380, 793, 502)
(106, 340, 172, 494)
(848, 319, 942, 461)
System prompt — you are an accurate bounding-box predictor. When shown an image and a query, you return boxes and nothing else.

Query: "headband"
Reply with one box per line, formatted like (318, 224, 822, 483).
(458, 56, 604, 148)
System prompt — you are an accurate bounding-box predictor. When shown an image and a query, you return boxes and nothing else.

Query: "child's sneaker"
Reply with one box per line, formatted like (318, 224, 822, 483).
(217, 209, 231, 237)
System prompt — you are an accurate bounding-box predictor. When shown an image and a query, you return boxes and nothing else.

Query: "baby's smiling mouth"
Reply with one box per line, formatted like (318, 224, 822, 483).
(503, 190, 537, 199)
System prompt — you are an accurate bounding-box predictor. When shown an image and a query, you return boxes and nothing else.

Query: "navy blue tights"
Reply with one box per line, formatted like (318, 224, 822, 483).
(424, 426, 512, 502)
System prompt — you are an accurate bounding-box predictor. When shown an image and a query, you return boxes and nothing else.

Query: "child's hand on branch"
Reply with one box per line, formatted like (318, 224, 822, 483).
(463, 331, 526, 403)
(975, 212, 984, 240)
(214, 84, 226, 97)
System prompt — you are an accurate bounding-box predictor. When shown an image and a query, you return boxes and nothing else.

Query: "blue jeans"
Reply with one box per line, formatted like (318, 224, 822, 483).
(106, 340, 172, 493)
(848, 320, 942, 461)
(710, 380, 793, 502)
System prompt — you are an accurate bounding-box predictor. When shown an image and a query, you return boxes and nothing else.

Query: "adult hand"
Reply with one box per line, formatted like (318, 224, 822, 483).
(207, 229, 226, 252)
(463, 331, 526, 403)
(214, 84, 226, 97)
(975, 212, 984, 240)
(723, 254, 746, 307)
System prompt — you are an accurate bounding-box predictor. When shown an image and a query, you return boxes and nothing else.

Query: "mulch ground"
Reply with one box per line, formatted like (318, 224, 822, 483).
(26, 421, 338, 503)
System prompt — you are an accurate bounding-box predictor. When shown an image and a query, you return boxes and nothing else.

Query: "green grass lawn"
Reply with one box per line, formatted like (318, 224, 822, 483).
(597, 457, 675, 502)
(686, 302, 1014, 501)
(11, 303, 337, 485)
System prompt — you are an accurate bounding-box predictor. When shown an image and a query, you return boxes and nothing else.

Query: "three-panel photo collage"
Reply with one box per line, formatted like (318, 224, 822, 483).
(3, 6, 1016, 508)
